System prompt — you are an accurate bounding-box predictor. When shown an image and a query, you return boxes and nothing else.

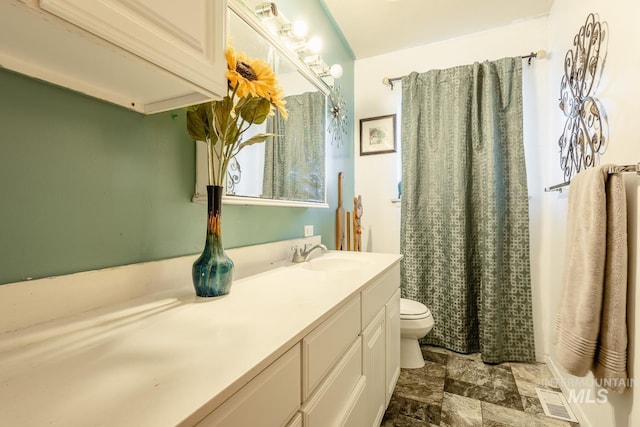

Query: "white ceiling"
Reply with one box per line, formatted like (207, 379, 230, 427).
(322, 0, 554, 59)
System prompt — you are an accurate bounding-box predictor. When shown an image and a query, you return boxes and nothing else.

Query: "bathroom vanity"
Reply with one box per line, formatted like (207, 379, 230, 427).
(0, 243, 401, 426)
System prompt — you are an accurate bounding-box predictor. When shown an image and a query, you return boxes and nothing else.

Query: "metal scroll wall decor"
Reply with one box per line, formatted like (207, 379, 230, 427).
(226, 157, 242, 194)
(558, 13, 607, 183)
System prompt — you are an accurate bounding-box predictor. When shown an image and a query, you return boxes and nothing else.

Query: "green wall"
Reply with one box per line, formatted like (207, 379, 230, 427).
(0, 1, 354, 285)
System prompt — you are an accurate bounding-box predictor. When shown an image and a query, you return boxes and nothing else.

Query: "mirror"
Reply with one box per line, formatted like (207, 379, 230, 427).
(193, 0, 331, 208)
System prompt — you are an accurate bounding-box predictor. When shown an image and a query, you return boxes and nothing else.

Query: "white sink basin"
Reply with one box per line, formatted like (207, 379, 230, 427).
(301, 254, 369, 272)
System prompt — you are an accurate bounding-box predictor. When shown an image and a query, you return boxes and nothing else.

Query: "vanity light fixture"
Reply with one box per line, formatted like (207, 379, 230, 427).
(286, 38, 307, 52)
(279, 23, 294, 38)
(318, 63, 343, 79)
(254, 2, 277, 19)
(293, 36, 322, 55)
(303, 55, 323, 67)
(280, 20, 307, 38)
(253, 1, 341, 83)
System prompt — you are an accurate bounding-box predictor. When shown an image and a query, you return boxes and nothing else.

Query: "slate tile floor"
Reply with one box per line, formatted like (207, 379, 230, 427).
(381, 345, 581, 427)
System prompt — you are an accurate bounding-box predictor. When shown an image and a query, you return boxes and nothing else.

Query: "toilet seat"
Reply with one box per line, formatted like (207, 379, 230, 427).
(400, 298, 431, 320)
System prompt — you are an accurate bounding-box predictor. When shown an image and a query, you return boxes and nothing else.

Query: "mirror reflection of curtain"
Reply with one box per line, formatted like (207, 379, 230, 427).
(263, 91, 325, 201)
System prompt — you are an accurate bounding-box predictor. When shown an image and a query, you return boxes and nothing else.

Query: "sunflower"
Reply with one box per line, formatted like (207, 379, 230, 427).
(226, 47, 275, 97)
(270, 85, 288, 120)
(225, 45, 287, 120)
(187, 44, 288, 186)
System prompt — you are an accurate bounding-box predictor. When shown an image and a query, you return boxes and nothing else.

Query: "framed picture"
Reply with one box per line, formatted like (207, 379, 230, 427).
(359, 114, 397, 155)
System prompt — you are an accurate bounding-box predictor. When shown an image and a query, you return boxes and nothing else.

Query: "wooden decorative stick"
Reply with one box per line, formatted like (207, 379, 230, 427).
(346, 212, 351, 251)
(353, 195, 363, 252)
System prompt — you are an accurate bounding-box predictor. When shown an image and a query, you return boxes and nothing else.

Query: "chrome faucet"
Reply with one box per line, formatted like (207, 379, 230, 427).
(292, 243, 328, 263)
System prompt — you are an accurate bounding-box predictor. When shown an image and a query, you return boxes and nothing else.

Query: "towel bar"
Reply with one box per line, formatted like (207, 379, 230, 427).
(544, 163, 640, 193)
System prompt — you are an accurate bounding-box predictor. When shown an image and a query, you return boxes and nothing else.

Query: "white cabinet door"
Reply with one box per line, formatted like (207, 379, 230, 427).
(361, 264, 400, 327)
(386, 289, 401, 406)
(40, 0, 227, 99)
(196, 344, 301, 427)
(362, 308, 386, 427)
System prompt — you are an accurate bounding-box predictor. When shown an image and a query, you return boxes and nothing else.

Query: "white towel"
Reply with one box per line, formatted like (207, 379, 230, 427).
(554, 165, 628, 392)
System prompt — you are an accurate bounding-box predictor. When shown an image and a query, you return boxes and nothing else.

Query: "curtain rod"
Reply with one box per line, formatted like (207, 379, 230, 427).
(382, 50, 547, 90)
(544, 163, 640, 193)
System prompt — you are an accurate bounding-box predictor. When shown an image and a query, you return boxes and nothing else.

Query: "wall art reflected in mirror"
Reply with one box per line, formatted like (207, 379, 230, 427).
(193, 0, 331, 207)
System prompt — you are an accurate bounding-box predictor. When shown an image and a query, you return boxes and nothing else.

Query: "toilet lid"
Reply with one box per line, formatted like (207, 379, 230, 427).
(400, 298, 429, 316)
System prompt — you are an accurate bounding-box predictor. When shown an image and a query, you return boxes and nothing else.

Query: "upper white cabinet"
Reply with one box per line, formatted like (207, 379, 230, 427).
(0, 0, 227, 114)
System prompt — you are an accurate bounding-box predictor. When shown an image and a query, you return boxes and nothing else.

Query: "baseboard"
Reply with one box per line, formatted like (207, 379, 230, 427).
(545, 354, 592, 427)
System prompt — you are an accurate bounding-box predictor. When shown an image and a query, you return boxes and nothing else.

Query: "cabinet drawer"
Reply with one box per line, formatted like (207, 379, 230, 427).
(361, 263, 400, 327)
(302, 295, 361, 399)
(301, 337, 363, 427)
(197, 344, 301, 427)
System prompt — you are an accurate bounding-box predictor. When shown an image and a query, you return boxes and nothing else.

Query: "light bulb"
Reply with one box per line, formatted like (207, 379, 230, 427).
(307, 37, 322, 53)
(329, 64, 343, 79)
(292, 20, 308, 38)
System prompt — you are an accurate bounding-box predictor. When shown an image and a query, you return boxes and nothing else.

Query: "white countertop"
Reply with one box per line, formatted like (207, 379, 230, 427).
(0, 251, 401, 426)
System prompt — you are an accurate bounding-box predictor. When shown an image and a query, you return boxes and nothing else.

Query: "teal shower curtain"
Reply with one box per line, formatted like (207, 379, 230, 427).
(400, 57, 535, 363)
(263, 91, 325, 201)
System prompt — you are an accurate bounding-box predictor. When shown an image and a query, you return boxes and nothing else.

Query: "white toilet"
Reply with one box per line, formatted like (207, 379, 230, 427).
(400, 298, 434, 369)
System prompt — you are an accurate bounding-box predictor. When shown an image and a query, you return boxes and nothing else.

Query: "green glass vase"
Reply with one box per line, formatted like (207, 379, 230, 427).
(192, 185, 234, 297)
